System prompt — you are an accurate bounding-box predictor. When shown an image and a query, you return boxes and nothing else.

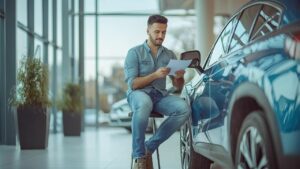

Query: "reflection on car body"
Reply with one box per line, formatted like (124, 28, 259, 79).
(109, 98, 132, 131)
(109, 98, 153, 133)
(179, 0, 300, 169)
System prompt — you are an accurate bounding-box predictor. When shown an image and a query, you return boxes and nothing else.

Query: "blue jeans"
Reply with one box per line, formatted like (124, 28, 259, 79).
(127, 89, 190, 158)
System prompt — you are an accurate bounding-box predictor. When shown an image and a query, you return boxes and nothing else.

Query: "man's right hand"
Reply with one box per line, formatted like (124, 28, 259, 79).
(155, 67, 170, 79)
(132, 67, 170, 90)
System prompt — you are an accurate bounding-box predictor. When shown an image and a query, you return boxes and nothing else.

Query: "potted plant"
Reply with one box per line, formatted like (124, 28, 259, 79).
(59, 83, 83, 136)
(10, 56, 51, 149)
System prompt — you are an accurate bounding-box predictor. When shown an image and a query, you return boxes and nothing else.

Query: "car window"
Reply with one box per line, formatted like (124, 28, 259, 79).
(229, 5, 262, 52)
(206, 16, 238, 67)
(251, 5, 280, 40)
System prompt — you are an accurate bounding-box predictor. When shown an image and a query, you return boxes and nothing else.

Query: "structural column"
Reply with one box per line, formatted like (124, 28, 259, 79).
(95, 0, 100, 128)
(195, 0, 214, 62)
(70, 0, 75, 82)
(62, 0, 70, 84)
(0, 0, 5, 145)
(4, 0, 17, 145)
(79, 0, 85, 131)
(43, 0, 49, 64)
(27, 0, 34, 57)
(52, 0, 58, 133)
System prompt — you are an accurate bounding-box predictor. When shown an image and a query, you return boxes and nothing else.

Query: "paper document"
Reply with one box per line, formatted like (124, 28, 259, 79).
(166, 59, 192, 76)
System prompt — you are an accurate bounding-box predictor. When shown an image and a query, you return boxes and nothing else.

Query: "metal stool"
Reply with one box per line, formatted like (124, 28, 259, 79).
(129, 111, 164, 169)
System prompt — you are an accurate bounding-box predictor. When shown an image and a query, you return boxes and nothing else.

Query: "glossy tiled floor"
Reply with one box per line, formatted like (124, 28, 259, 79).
(0, 126, 181, 169)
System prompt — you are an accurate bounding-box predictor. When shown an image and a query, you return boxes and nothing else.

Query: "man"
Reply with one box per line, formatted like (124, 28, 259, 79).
(124, 14, 190, 169)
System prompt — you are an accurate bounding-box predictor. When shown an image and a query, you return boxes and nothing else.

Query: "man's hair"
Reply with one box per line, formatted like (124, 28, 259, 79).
(147, 14, 168, 26)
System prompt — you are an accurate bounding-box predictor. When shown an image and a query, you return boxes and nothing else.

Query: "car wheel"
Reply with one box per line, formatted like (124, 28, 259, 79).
(180, 119, 211, 169)
(235, 111, 277, 169)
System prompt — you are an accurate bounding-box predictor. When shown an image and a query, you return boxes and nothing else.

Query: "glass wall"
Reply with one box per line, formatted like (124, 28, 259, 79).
(16, 28, 28, 69)
(15, 0, 64, 134)
(0, 0, 200, 139)
(17, 0, 27, 26)
(69, 0, 197, 126)
(48, 0, 63, 133)
(48, 45, 54, 91)
(74, 15, 79, 81)
(48, 0, 53, 42)
(34, 0, 43, 35)
(56, 0, 62, 47)
(56, 49, 63, 97)
(84, 16, 95, 83)
(85, 0, 95, 13)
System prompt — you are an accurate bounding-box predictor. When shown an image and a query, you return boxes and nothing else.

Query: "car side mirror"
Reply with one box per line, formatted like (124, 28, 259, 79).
(180, 50, 204, 73)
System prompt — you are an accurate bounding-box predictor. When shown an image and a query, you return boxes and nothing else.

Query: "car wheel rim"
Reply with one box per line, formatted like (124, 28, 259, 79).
(180, 122, 191, 169)
(237, 126, 268, 169)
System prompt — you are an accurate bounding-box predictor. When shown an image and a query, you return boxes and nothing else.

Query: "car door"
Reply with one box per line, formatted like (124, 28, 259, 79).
(204, 4, 263, 148)
(190, 15, 238, 143)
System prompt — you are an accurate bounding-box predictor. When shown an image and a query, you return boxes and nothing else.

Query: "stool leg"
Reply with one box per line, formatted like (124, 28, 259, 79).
(152, 118, 161, 169)
(130, 156, 133, 169)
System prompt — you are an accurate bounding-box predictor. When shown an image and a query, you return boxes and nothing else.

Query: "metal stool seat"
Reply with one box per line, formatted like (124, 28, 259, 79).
(129, 111, 164, 169)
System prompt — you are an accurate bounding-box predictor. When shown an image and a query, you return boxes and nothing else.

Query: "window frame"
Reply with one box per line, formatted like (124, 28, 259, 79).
(203, 1, 283, 70)
(227, 4, 262, 53)
(203, 14, 239, 69)
(249, 4, 282, 41)
(225, 1, 283, 55)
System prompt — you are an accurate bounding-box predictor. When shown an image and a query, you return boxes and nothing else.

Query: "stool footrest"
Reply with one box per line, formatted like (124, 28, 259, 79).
(128, 111, 164, 118)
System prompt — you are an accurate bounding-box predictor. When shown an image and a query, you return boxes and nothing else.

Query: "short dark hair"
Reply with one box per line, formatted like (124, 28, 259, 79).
(147, 14, 168, 26)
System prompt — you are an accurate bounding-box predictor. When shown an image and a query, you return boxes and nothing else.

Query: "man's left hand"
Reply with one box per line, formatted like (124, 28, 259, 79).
(174, 69, 185, 79)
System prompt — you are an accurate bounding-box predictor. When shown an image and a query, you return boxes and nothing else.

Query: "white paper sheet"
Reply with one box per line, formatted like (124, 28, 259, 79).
(166, 59, 192, 76)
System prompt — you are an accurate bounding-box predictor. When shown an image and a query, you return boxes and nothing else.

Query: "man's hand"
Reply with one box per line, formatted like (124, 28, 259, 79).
(172, 69, 185, 92)
(155, 67, 170, 78)
(174, 69, 185, 79)
(132, 67, 170, 90)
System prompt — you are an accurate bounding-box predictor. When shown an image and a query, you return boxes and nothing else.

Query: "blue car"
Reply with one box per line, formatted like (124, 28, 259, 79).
(179, 0, 300, 169)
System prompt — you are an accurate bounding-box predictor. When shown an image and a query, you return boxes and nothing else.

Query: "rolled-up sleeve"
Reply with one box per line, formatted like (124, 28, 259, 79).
(124, 49, 138, 90)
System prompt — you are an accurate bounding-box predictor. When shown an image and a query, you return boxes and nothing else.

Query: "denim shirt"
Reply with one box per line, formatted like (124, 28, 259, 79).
(124, 40, 176, 96)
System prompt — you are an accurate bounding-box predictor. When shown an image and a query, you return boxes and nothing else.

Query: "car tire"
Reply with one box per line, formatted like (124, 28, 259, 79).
(180, 119, 212, 169)
(235, 111, 277, 169)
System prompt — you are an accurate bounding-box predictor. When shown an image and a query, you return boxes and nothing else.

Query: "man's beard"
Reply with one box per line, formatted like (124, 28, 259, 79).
(150, 36, 163, 46)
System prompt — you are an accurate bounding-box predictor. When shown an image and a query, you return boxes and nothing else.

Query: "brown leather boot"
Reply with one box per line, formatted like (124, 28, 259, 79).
(133, 157, 147, 169)
(145, 151, 153, 169)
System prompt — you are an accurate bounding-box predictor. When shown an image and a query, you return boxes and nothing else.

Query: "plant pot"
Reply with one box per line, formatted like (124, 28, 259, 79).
(63, 112, 82, 136)
(17, 105, 50, 149)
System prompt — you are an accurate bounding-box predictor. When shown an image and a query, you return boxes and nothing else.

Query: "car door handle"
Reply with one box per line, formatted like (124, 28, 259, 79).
(203, 76, 219, 83)
(203, 75, 210, 82)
